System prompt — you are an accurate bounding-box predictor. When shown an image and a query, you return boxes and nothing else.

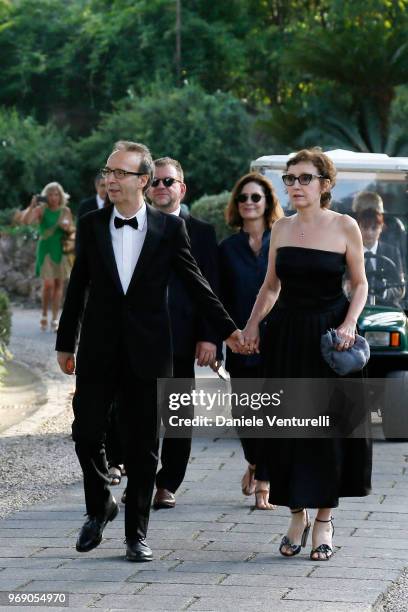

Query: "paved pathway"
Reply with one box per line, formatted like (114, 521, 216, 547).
(1, 308, 408, 611)
(1, 438, 408, 611)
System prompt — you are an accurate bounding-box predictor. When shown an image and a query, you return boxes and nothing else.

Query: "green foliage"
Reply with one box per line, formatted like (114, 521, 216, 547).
(0, 0, 407, 208)
(0, 208, 39, 239)
(263, 0, 408, 152)
(0, 108, 79, 211)
(190, 191, 233, 243)
(0, 290, 11, 367)
(0, 208, 16, 226)
(0, 0, 326, 135)
(0, 224, 38, 240)
(78, 83, 256, 202)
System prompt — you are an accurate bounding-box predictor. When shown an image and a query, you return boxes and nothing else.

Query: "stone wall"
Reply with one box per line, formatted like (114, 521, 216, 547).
(0, 232, 41, 303)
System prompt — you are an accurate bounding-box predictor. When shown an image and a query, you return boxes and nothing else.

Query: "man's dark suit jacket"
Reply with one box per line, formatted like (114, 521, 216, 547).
(168, 209, 219, 358)
(56, 204, 235, 380)
(75, 196, 99, 253)
(77, 195, 98, 219)
(375, 240, 405, 306)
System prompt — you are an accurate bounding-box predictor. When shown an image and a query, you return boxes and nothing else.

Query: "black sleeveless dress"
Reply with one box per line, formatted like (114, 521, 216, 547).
(262, 247, 372, 508)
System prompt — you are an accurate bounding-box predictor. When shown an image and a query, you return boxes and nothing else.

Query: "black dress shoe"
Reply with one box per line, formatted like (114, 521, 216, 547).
(76, 498, 119, 553)
(153, 488, 175, 509)
(125, 537, 153, 562)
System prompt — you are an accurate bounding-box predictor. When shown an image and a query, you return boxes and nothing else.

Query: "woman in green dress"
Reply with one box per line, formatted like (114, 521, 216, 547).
(21, 182, 73, 331)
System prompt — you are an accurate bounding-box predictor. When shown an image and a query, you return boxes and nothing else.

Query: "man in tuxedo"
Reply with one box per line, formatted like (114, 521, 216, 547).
(147, 157, 220, 510)
(77, 173, 107, 218)
(56, 141, 241, 562)
(358, 208, 405, 306)
(75, 174, 108, 253)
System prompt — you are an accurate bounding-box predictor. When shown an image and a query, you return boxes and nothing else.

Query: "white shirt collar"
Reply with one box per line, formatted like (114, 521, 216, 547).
(96, 194, 105, 209)
(170, 206, 181, 217)
(113, 202, 147, 231)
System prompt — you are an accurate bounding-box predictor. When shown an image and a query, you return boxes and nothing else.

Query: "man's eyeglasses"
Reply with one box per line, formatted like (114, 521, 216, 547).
(101, 167, 146, 180)
(237, 193, 264, 203)
(151, 177, 182, 188)
(282, 173, 325, 186)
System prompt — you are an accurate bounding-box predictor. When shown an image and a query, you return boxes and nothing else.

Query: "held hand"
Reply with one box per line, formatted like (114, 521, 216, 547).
(57, 351, 76, 375)
(242, 321, 261, 355)
(195, 341, 217, 367)
(335, 322, 356, 351)
(226, 329, 245, 353)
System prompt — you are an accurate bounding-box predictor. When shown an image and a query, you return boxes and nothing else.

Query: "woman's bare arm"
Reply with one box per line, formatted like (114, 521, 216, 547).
(336, 215, 368, 350)
(242, 218, 284, 352)
(20, 196, 43, 225)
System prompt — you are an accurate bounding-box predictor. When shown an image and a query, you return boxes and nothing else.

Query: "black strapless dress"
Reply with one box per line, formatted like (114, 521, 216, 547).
(262, 247, 372, 508)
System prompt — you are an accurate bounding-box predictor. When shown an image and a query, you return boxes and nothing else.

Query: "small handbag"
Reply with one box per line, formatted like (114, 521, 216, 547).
(320, 329, 370, 376)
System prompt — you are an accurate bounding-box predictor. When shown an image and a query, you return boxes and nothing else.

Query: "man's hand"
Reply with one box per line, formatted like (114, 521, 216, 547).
(226, 329, 245, 353)
(195, 341, 217, 367)
(57, 351, 76, 375)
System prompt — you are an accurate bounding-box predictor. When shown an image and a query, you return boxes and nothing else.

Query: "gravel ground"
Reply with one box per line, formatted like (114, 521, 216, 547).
(0, 407, 80, 518)
(0, 307, 81, 518)
(377, 570, 408, 611)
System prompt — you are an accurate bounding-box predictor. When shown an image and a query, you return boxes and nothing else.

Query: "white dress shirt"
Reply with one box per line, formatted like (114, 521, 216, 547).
(110, 203, 147, 294)
(364, 241, 378, 271)
(170, 206, 181, 217)
(96, 194, 105, 210)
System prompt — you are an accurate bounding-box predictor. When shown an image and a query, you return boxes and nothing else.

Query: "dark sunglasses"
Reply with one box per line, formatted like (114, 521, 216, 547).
(282, 173, 324, 186)
(151, 177, 182, 188)
(237, 193, 264, 203)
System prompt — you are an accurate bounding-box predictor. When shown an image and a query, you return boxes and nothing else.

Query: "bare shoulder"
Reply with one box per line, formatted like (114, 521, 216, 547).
(272, 215, 291, 231)
(338, 213, 360, 234)
(271, 215, 290, 242)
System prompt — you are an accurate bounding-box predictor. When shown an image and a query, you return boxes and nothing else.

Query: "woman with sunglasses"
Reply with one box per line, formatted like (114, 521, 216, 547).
(219, 173, 284, 509)
(242, 149, 372, 560)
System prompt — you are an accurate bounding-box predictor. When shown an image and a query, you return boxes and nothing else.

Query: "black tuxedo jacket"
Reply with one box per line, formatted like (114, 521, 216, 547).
(77, 195, 98, 219)
(56, 204, 235, 380)
(75, 196, 99, 253)
(168, 210, 219, 357)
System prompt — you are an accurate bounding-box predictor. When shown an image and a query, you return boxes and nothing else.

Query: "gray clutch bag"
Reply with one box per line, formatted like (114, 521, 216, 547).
(320, 329, 370, 376)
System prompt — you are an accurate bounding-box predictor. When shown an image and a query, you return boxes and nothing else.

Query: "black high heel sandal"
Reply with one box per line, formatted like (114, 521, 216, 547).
(279, 508, 311, 557)
(310, 517, 334, 561)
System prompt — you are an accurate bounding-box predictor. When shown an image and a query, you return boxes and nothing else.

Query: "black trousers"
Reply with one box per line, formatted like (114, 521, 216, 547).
(72, 357, 159, 540)
(105, 401, 123, 468)
(156, 355, 195, 493)
(228, 363, 269, 482)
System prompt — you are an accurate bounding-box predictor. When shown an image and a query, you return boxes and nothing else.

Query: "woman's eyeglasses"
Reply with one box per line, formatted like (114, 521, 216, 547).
(237, 193, 264, 203)
(151, 177, 182, 188)
(282, 173, 325, 186)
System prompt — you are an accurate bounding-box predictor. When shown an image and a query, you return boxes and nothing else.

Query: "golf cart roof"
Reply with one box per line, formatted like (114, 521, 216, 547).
(251, 150, 408, 174)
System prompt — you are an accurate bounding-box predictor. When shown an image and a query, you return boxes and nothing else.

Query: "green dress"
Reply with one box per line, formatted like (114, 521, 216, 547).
(35, 207, 70, 280)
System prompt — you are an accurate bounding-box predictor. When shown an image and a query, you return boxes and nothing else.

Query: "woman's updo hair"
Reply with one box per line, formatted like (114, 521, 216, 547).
(286, 148, 336, 208)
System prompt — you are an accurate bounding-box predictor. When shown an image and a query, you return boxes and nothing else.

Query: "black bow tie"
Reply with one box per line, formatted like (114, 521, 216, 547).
(114, 216, 138, 230)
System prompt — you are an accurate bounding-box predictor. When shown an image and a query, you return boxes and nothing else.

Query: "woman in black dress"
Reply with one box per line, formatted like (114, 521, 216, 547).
(219, 173, 283, 509)
(243, 149, 371, 560)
